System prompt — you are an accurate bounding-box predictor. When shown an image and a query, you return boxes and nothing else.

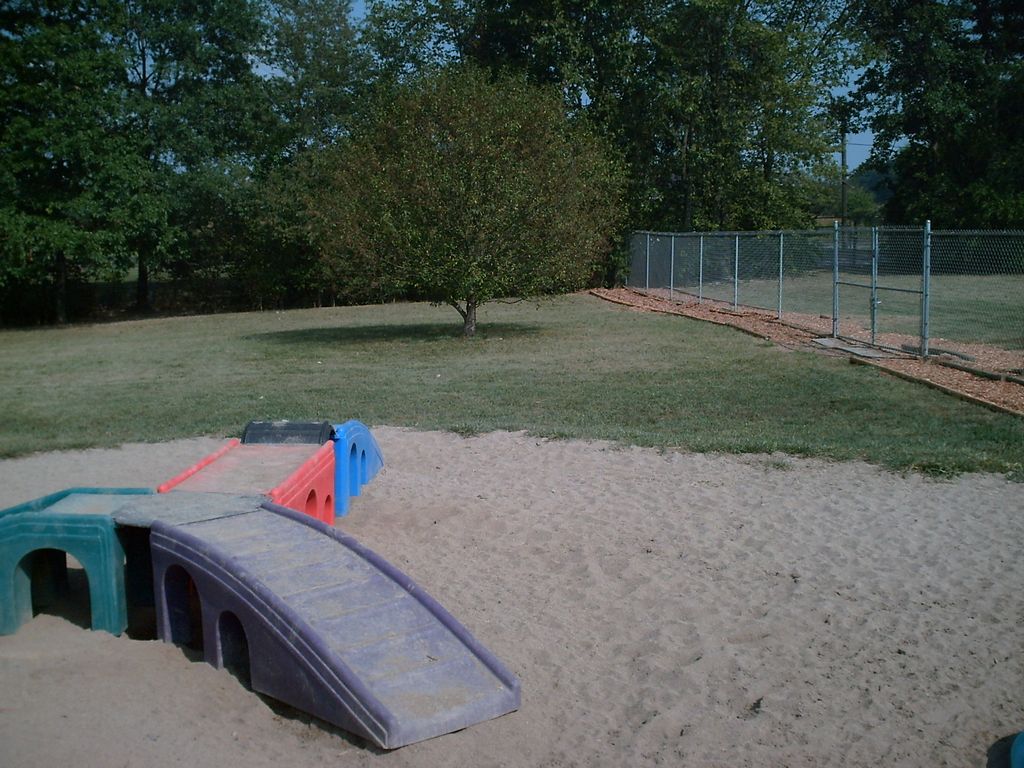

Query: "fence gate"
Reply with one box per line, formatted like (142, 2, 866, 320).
(833, 225, 928, 354)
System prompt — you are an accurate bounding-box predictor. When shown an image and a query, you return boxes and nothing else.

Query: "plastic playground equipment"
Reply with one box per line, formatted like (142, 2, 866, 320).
(0, 420, 519, 749)
(157, 419, 383, 524)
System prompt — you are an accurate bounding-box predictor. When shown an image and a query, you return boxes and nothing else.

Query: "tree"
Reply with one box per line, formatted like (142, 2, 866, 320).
(262, 0, 369, 160)
(632, 0, 836, 230)
(362, 0, 856, 231)
(802, 171, 881, 226)
(361, 0, 471, 83)
(0, 0, 136, 323)
(293, 65, 626, 336)
(110, 0, 269, 310)
(855, 0, 1024, 226)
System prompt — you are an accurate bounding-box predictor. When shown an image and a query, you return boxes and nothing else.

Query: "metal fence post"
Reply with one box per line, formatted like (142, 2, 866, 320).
(870, 226, 879, 345)
(698, 235, 704, 303)
(832, 221, 840, 338)
(733, 234, 740, 308)
(921, 220, 931, 357)
(777, 231, 784, 319)
(645, 232, 650, 290)
(669, 234, 675, 301)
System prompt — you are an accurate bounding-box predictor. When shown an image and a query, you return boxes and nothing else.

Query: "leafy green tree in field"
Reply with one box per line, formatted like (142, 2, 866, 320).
(0, 0, 136, 322)
(855, 0, 1024, 227)
(293, 65, 626, 336)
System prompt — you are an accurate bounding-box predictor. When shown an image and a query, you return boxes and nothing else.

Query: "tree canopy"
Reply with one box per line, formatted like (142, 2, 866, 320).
(2, 0, 1021, 325)
(362, 0, 854, 230)
(291, 65, 626, 336)
(854, 0, 1024, 227)
(0, 1, 136, 321)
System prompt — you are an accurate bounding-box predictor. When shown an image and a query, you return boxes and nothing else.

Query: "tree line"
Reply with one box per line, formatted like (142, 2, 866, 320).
(2, 0, 1021, 326)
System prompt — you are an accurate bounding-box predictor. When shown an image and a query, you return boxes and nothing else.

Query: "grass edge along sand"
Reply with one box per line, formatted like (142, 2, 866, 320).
(1, 294, 1021, 477)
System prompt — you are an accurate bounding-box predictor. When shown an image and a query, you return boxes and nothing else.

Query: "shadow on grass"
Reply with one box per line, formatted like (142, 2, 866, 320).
(252, 322, 544, 346)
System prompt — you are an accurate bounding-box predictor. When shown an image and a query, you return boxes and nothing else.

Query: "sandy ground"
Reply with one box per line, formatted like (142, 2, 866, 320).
(0, 427, 1021, 767)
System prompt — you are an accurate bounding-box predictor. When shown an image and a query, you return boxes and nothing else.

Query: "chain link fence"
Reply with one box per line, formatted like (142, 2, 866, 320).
(628, 225, 1024, 373)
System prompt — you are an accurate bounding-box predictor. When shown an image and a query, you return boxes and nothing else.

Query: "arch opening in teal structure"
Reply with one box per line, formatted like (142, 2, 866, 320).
(0, 515, 128, 636)
(14, 548, 93, 629)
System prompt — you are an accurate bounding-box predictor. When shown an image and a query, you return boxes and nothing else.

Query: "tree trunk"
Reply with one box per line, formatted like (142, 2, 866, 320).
(136, 253, 152, 313)
(463, 300, 477, 337)
(54, 251, 67, 324)
(681, 126, 694, 231)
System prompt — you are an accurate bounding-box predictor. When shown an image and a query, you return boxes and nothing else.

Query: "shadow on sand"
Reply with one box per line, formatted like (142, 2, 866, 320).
(987, 732, 1019, 768)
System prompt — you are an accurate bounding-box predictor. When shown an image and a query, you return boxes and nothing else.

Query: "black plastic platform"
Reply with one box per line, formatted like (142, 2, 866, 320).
(241, 420, 334, 445)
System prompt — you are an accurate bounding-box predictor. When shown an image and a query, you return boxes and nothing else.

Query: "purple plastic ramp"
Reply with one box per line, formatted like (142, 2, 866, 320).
(149, 505, 519, 749)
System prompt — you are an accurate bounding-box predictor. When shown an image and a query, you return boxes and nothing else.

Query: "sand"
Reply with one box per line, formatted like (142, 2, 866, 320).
(0, 427, 1021, 767)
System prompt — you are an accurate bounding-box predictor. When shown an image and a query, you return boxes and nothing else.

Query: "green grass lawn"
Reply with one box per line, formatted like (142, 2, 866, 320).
(732, 271, 1024, 350)
(1, 294, 1022, 476)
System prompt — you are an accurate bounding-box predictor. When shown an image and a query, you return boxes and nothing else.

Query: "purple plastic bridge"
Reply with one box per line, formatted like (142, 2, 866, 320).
(149, 501, 519, 749)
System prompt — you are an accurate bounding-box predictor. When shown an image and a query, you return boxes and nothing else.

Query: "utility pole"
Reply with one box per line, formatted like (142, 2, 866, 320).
(840, 112, 848, 227)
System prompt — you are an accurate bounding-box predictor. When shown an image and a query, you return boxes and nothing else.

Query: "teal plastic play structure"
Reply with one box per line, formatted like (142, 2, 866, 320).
(0, 487, 150, 635)
(0, 421, 519, 749)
